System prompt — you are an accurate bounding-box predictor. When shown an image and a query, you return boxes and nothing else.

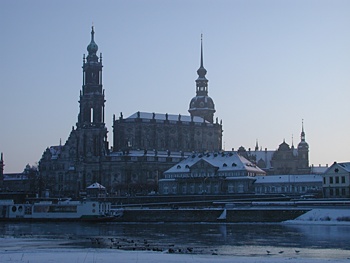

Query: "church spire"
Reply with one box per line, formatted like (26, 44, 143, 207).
(297, 119, 310, 172)
(86, 26, 98, 62)
(200, 34, 204, 68)
(188, 34, 216, 123)
(301, 119, 305, 142)
(0, 152, 4, 182)
(196, 34, 208, 83)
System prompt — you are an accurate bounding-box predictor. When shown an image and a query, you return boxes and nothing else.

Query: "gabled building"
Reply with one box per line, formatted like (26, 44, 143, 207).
(254, 174, 323, 196)
(159, 151, 266, 195)
(323, 162, 350, 198)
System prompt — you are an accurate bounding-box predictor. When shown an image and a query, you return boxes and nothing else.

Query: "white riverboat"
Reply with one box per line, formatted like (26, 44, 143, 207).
(0, 199, 119, 221)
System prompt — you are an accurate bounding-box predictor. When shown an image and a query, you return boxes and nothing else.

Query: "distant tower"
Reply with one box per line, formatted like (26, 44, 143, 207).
(297, 120, 310, 173)
(188, 35, 216, 123)
(77, 26, 108, 158)
(0, 153, 4, 188)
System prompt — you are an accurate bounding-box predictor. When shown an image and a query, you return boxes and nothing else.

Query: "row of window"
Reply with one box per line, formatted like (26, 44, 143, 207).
(165, 171, 249, 179)
(162, 184, 221, 195)
(328, 188, 348, 197)
(323, 176, 346, 185)
(255, 185, 319, 194)
(110, 156, 180, 163)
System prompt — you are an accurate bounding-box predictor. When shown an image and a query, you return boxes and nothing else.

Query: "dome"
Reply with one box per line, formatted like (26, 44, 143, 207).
(298, 141, 309, 149)
(87, 41, 98, 54)
(197, 66, 207, 77)
(189, 96, 215, 110)
(87, 26, 98, 54)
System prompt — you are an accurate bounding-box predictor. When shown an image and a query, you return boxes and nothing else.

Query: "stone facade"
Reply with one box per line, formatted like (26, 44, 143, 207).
(113, 112, 222, 153)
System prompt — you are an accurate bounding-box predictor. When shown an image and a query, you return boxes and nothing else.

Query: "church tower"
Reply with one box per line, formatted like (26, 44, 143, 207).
(0, 153, 4, 188)
(77, 26, 108, 159)
(189, 35, 216, 123)
(297, 120, 310, 173)
(38, 27, 108, 197)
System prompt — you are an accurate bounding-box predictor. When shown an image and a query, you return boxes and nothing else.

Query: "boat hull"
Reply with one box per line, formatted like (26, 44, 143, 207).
(113, 207, 309, 223)
(0, 200, 115, 222)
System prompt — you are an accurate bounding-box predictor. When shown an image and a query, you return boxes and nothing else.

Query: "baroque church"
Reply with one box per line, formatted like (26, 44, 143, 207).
(38, 27, 310, 198)
(38, 27, 223, 197)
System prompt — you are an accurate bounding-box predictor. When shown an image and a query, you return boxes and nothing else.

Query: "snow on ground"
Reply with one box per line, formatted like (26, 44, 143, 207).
(1, 237, 350, 263)
(285, 208, 350, 225)
(1, 248, 350, 263)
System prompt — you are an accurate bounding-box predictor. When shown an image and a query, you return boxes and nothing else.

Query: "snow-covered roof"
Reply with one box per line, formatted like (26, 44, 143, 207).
(87, 182, 106, 189)
(241, 144, 299, 170)
(324, 162, 350, 173)
(49, 145, 63, 159)
(310, 166, 328, 174)
(337, 162, 350, 172)
(3, 173, 28, 181)
(126, 112, 208, 123)
(247, 150, 275, 169)
(254, 174, 322, 184)
(165, 151, 266, 175)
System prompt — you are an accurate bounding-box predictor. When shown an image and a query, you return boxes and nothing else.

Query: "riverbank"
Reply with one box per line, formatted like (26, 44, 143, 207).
(1, 237, 350, 263)
(1, 247, 350, 263)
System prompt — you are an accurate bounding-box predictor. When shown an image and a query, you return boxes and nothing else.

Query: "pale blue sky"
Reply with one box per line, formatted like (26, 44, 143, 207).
(1, 0, 350, 172)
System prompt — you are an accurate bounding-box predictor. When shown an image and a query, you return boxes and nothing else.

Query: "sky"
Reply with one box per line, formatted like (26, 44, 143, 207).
(1, 0, 350, 173)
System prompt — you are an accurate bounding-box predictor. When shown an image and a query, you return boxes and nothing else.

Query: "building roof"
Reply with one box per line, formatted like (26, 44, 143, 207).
(254, 174, 322, 184)
(337, 162, 350, 172)
(310, 165, 328, 174)
(126, 112, 208, 123)
(165, 151, 266, 175)
(87, 182, 106, 189)
(248, 150, 275, 169)
(325, 162, 350, 173)
(3, 173, 28, 181)
(49, 145, 63, 159)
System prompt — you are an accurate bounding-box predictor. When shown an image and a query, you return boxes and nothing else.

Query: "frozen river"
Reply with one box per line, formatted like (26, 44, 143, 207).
(1, 221, 350, 261)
